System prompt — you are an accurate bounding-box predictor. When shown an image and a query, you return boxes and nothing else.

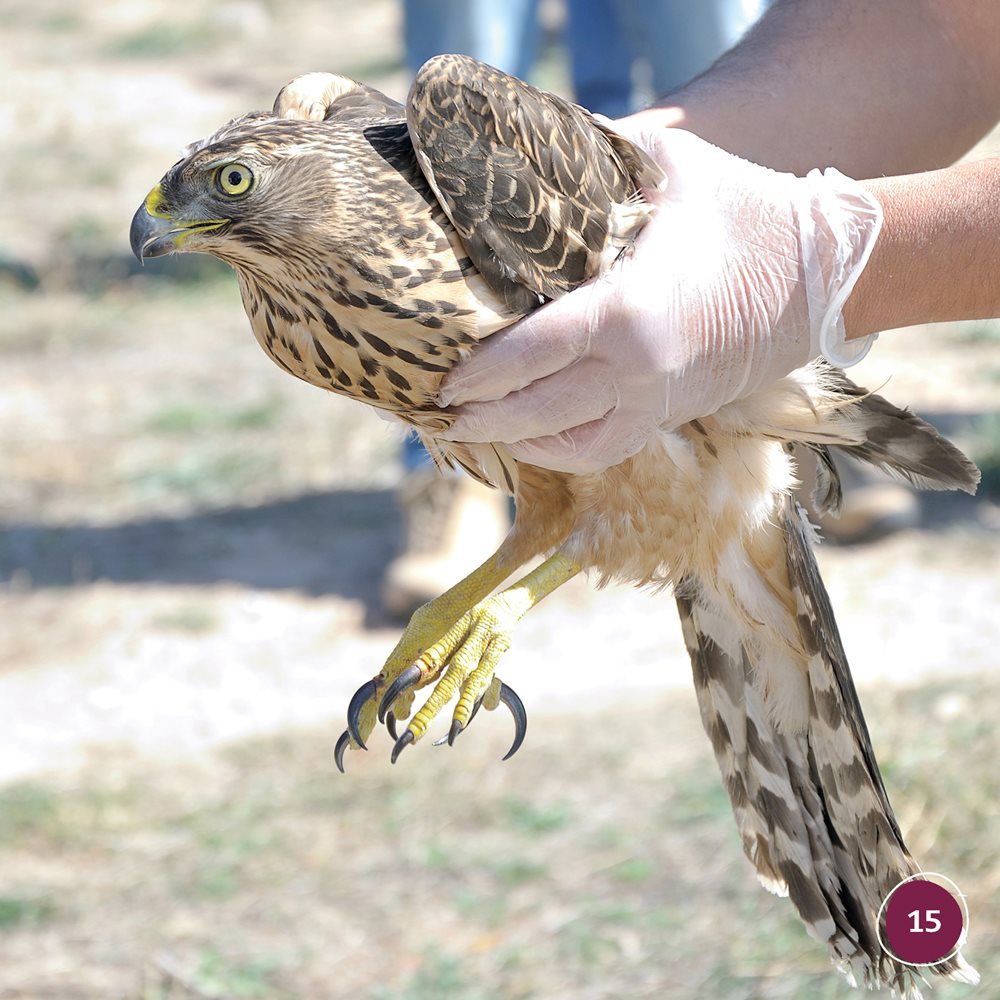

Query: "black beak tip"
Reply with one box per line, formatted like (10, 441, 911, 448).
(129, 204, 150, 264)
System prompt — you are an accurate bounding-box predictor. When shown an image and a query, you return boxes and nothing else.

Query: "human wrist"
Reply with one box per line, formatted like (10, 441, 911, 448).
(842, 175, 916, 340)
(845, 161, 1000, 340)
(795, 168, 883, 365)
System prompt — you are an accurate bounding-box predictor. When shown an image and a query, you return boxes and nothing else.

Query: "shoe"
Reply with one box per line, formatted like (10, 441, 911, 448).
(381, 470, 511, 619)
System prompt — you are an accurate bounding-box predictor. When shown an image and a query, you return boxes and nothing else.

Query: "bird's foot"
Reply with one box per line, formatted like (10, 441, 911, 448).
(335, 592, 527, 771)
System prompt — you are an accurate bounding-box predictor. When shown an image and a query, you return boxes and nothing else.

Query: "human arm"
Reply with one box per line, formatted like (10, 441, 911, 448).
(650, 0, 1000, 177)
(650, 0, 1000, 339)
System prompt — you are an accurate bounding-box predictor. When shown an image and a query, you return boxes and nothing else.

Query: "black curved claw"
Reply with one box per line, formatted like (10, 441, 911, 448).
(386, 711, 399, 741)
(499, 683, 527, 761)
(391, 729, 414, 764)
(468, 695, 484, 727)
(378, 664, 422, 724)
(347, 678, 378, 751)
(334, 729, 351, 774)
(446, 695, 484, 747)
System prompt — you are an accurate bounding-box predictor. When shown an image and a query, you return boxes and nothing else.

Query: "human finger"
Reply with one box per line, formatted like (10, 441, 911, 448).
(441, 363, 617, 444)
(438, 287, 600, 407)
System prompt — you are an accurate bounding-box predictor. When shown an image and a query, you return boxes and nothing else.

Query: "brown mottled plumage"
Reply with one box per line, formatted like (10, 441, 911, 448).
(131, 55, 979, 996)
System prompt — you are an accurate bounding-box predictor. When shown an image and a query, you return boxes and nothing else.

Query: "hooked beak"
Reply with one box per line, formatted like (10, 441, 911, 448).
(129, 183, 228, 262)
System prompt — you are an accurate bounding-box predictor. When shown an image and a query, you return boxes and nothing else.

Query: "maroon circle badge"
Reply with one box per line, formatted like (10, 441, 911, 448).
(879, 873, 970, 967)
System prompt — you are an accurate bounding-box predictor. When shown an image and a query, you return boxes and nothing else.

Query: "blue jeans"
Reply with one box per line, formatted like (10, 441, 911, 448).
(568, 0, 771, 116)
(404, 0, 770, 113)
(403, 0, 540, 77)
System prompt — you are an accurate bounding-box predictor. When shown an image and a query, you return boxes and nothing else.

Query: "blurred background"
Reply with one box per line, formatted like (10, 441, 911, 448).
(1, 1, 998, 997)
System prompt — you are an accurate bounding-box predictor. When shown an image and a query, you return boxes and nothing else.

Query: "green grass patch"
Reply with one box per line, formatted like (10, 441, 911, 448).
(0, 783, 62, 845)
(501, 796, 572, 833)
(486, 856, 548, 886)
(149, 604, 219, 633)
(104, 21, 222, 58)
(145, 397, 284, 436)
(0, 895, 56, 929)
(608, 856, 654, 883)
(125, 449, 277, 505)
(191, 948, 285, 999)
(373, 949, 479, 1000)
(953, 319, 1000, 345)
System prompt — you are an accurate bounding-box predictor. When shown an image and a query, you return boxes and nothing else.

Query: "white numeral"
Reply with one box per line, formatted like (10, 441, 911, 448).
(908, 909, 942, 933)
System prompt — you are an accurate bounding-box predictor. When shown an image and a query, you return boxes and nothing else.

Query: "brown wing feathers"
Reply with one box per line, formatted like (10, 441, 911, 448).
(407, 53, 662, 308)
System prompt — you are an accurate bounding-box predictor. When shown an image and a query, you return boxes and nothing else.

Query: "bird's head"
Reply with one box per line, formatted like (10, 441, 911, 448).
(130, 112, 347, 270)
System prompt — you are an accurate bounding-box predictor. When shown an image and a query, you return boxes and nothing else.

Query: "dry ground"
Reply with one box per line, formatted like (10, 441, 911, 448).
(1, 2, 999, 998)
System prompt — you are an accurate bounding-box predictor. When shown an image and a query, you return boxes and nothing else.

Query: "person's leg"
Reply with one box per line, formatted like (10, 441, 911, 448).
(478, 0, 541, 78)
(566, 0, 634, 117)
(401, 430, 433, 473)
(404, 0, 478, 72)
(404, 0, 540, 76)
(618, 0, 770, 98)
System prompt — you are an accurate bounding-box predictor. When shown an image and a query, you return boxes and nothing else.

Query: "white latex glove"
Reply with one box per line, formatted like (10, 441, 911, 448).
(438, 124, 882, 474)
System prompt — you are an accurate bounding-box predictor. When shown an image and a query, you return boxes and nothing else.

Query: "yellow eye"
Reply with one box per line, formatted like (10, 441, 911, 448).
(216, 163, 253, 196)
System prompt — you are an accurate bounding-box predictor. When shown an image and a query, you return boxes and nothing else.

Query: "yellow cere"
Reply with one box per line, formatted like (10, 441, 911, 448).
(143, 183, 171, 220)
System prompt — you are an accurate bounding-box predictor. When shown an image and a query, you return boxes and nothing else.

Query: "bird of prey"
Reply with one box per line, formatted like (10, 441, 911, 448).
(131, 55, 979, 995)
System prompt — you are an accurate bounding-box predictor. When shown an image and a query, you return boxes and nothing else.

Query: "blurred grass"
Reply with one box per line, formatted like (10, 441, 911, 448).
(144, 396, 285, 435)
(0, 678, 995, 999)
(953, 320, 1000, 346)
(103, 20, 225, 59)
(967, 413, 1000, 496)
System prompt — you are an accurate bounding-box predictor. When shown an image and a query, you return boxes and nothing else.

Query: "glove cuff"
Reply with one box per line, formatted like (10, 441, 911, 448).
(800, 167, 883, 368)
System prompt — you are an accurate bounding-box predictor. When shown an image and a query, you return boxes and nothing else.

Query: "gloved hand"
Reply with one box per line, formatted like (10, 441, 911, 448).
(438, 122, 883, 474)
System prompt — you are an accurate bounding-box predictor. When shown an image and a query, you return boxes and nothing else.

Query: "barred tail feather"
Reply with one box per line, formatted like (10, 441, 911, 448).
(825, 368, 980, 497)
(731, 362, 980, 518)
(675, 499, 977, 996)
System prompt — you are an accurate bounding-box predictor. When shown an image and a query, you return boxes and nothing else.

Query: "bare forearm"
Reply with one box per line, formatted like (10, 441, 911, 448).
(842, 159, 1000, 338)
(638, 0, 1000, 176)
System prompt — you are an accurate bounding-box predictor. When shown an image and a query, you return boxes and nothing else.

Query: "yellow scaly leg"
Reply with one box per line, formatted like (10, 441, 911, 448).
(336, 548, 516, 768)
(386, 551, 580, 763)
(337, 551, 580, 769)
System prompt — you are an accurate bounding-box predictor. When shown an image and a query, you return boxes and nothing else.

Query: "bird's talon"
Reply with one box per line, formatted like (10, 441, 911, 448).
(391, 730, 415, 764)
(334, 729, 351, 774)
(378, 663, 422, 723)
(446, 692, 485, 745)
(468, 694, 485, 726)
(347, 678, 378, 749)
(386, 711, 399, 741)
(499, 682, 527, 760)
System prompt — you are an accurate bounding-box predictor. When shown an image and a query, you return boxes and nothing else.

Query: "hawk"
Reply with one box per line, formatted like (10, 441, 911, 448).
(131, 55, 979, 995)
